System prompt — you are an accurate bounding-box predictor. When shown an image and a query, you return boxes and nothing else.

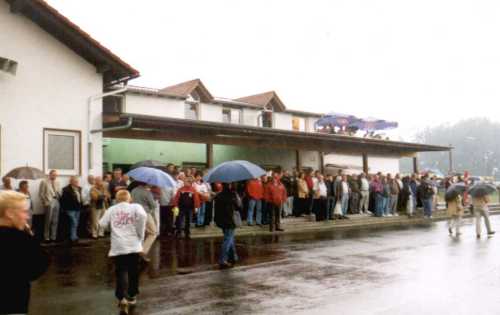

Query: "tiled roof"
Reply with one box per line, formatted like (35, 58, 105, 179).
(159, 79, 214, 102)
(235, 91, 286, 112)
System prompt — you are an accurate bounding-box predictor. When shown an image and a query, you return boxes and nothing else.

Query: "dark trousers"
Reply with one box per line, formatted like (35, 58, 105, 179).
(114, 253, 140, 301)
(160, 205, 174, 235)
(175, 207, 193, 237)
(306, 193, 314, 215)
(269, 204, 281, 231)
(292, 196, 301, 217)
(314, 197, 328, 221)
(32, 214, 45, 241)
(262, 201, 269, 225)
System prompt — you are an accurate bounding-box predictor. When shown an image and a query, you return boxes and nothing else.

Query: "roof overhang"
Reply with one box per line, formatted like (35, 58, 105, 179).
(6, 0, 140, 85)
(102, 113, 451, 156)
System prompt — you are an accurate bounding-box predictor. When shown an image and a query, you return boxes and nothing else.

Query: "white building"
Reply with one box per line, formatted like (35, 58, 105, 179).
(1, 0, 138, 212)
(102, 79, 448, 174)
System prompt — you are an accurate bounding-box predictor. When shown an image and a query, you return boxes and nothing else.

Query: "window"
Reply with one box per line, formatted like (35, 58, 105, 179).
(292, 117, 306, 131)
(222, 108, 231, 124)
(262, 111, 273, 128)
(44, 129, 81, 175)
(185, 103, 199, 120)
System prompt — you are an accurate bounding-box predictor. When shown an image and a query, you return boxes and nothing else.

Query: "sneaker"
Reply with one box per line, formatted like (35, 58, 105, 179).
(477, 234, 481, 239)
(488, 231, 496, 236)
(448, 228, 453, 236)
(118, 298, 129, 314)
(127, 296, 137, 306)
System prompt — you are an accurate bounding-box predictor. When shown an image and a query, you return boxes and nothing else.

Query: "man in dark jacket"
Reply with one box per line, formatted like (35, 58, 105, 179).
(214, 183, 239, 269)
(0, 190, 49, 314)
(60, 176, 83, 243)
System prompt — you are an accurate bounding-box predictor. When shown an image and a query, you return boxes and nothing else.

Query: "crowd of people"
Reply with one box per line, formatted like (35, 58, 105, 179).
(0, 166, 447, 248)
(1, 163, 499, 314)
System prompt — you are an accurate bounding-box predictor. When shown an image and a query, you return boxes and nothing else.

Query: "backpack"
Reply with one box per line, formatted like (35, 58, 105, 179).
(421, 182, 434, 199)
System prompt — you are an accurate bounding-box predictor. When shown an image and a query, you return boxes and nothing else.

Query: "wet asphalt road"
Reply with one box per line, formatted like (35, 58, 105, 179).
(30, 216, 500, 315)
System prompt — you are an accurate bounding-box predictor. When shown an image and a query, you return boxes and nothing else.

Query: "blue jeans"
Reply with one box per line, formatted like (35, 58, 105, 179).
(382, 197, 389, 215)
(341, 194, 349, 215)
(422, 198, 433, 217)
(247, 199, 262, 225)
(375, 194, 384, 217)
(220, 228, 238, 264)
(66, 210, 80, 241)
(196, 202, 206, 226)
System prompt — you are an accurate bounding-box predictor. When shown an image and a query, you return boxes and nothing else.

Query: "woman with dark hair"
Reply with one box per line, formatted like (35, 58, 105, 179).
(214, 183, 240, 269)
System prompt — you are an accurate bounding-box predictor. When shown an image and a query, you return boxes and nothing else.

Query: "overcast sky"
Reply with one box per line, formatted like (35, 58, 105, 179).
(48, 0, 500, 140)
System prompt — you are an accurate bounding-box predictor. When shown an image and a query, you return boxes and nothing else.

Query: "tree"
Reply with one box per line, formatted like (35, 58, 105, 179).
(405, 118, 500, 178)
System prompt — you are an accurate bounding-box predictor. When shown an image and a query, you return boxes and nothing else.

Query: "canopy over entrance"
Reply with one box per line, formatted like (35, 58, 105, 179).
(101, 113, 450, 157)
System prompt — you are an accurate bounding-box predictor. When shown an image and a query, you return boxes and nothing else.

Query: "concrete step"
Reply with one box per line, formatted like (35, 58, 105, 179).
(189, 208, 500, 239)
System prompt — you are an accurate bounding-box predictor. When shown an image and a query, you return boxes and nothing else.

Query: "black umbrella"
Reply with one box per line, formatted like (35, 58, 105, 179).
(5, 166, 46, 180)
(130, 160, 165, 170)
(445, 183, 467, 201)
(468, 182, 497, 198)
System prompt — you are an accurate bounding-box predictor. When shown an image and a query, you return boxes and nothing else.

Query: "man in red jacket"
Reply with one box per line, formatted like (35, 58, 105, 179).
(172, 177, 201, 239)
(246, 178, 264, 226)
(266, 171, 287, 232)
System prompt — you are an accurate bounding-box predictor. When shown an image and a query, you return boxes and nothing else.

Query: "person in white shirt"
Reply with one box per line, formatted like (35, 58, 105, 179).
(99, 190, 147, 312)
(359, 173, 370, 214)
(314, 175, 328, 221)
(193, 172, 210, 227)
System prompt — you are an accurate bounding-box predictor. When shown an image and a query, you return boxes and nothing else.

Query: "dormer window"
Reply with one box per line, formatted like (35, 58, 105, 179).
(262, 110, 273, 128)
(185, 103, 199, 120)
(222, 108, 231, 123)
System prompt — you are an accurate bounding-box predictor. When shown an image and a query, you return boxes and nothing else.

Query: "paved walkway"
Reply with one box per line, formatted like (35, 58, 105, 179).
(30, 214, 500, 315)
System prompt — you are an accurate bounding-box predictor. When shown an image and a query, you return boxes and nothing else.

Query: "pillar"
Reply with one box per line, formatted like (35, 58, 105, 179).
(362, 153, 369, 174)
(206, 143, 214, 169)
(413, 156, 419, 174)
(319, 152, 325, 174)
(295, 150, 302, 172)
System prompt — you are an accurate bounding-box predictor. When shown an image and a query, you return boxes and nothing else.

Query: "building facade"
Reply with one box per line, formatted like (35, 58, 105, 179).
(1, 0, 138, 213)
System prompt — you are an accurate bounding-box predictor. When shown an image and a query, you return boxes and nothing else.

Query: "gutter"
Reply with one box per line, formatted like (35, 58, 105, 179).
(90, 116, 133, 134)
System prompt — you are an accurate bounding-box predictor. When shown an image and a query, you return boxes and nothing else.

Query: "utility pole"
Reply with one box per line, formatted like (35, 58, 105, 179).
(448, 145, 453, 175)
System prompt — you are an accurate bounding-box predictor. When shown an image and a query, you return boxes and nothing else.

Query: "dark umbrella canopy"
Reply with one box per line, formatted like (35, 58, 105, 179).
(468, 182, 497, 198)
(5, 166, 46, 180)
(445, 183, 467, 201)
(204, 160, 266, 183)
(130, 160, 165, 170)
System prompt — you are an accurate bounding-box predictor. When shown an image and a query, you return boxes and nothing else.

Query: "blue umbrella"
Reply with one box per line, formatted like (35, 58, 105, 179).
(204, 160, 266, 183)
(350, 117, 398, 131)
(316, 113, 359, 128)
(127, 167, 176, 188)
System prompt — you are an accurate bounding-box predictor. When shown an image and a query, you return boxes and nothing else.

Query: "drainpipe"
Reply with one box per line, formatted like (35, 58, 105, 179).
(87, 87, 128, 171)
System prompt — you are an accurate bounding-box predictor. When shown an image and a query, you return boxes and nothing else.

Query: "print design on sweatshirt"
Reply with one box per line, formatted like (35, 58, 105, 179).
(112, 210, 137, 228)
